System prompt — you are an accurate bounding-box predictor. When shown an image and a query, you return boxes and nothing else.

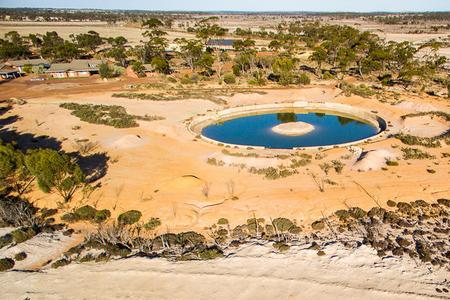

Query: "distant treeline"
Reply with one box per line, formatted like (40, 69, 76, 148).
(2, 8, 450, 23)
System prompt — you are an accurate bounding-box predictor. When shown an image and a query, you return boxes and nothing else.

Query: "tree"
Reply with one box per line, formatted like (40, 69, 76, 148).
(214, 50, 230, 81)
(71, 31, 103, 52)
(106, 36, 128, 66)
(0, 32, 31, 59)
(25, 149, 85, 203)
(310, 46, 327, 76)
(193, 17, 228, 43)
(0, 143, 33, 196)
(272, 57, 295, 85)
(176, 38, 204, 71)
(141, 18, 168, 63)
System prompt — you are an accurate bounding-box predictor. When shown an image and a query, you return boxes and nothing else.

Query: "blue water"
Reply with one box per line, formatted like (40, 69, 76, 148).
(202, 112, 379, 149)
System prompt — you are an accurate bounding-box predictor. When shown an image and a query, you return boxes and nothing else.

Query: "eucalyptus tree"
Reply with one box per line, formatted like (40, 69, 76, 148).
(141, 18, 168, 63)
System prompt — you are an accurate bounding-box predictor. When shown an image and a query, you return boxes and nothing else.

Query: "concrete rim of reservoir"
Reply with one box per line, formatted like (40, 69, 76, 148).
(188, 101, 387, 150)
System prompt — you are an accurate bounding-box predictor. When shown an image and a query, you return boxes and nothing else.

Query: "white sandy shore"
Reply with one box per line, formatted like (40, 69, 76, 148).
(1, 242, 447, 300)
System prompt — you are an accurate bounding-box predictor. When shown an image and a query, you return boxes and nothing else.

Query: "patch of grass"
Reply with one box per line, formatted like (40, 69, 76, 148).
(340, 82, 377, 98)
(394, 133, 442, 148)
(222, 149, 259, 158)
(401, 111, 450, 122)
(60, 103, 164, 128)
(401, 147, 436, 160)
(248, 166, 298, 180)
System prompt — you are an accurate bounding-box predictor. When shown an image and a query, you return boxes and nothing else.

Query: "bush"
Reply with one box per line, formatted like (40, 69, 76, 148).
(232, 64, 241, 77)
(311, 220, 325, 230)
(60, 103, 140, 128)
(387, 200, 397, 207)
(223, 73, 236, 84)
(143, 217, 161, 231)
(132, 61, 145, 77)
(0, 234, 13, 249)
(217, 218, 229, 225)
(51, 258, 71, 269)
(74, 205, 97, 221)
(0, 258, 14, 271)
(298, 73, 311, 85)
(14, 252, 27, 261)
(401, 147, 435, 160)
(11, 227, 36, 244)
(273, 242, 290, 252)
(272, 218, 294, 232)
(197, 247, 223, 260)
(94, 209, 111, 223)
(61, 212, 79, 223)
(99, 62, 117, 79)
(322, 71, 334, 80)
(118, 210, 142, 225)
(386, 160, 399, 166)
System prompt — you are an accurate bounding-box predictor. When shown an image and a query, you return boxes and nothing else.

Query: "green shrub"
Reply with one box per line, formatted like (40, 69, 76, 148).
(401, 147, 435, 160)
(273, 242, 290, 252)
(60, 103, 146, 128)
(0, 234, 13, 249)
(387, 200, 397, 207)
(94, 209, 111, 223)
(11, 227, 36, 244)
(178, 231, 206, 247)
(217, 218, 229, 225)
(349, 207, 366, 219)
(14, 252, 27, 261)
(197, 247, 223, 260)
(386, 160, 399, 166)
(118, 210, 142, 225)
(74, 205, 97, 221)
(99, 62, 118, 79)
(61, 212, 79, 223)
(0, 258, 14, 271)
(51, 258, 71, 269)
(223, 73, 236, 84)
(322, 71, 334, 80)
(232, 64, 241, 77)
(311, 220, 325, 230)
(340, 82, 376, 98)
(298, 73, 311, 85)
(143, 217, 161, 230)
(80, 253, 95, 263)
(272, 218, 294, 232)
(395, 133, 441, 148)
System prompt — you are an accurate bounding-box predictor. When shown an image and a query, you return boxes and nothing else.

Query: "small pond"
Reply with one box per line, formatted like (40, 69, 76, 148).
(201, 112, 381, 149)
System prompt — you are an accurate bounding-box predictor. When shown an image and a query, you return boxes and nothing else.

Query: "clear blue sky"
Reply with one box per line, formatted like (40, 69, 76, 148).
(1, 0, 450, 12)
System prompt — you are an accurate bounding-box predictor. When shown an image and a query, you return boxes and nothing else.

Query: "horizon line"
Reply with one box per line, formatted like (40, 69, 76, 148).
(2, 7, 450, 14)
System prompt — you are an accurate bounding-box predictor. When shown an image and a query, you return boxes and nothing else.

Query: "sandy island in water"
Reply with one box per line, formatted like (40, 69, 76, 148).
(271, 121, 315, 136)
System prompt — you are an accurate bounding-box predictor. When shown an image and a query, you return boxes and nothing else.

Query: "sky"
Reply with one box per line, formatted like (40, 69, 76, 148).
(1, 0, 450, 12)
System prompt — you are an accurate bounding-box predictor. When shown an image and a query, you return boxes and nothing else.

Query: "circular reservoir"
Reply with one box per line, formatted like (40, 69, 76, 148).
(199, 109, 383, 149)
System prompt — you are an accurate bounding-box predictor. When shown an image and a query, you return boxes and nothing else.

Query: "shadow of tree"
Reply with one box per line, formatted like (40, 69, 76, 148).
(73, 152, 110, 183)
(0, 104, 109, 183)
